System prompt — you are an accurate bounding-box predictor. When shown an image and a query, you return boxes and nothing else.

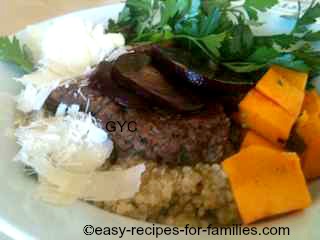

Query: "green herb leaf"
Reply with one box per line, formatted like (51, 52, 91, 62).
(199, 8, 222, 36)
(245, 6, 258, 21)
(0, 36, 33, 73)
(293, 48, 320, 73)
(303, 31, 320, 41)
(294, 1, 320, 33)
(202, 0, 230, 14)
(223, 62, 266, 73)
(244, 0, 279, 11)
(174, 18, 200, 36)
(270, 54, 310, 72)
(247, 47, 280, 63)
(160, 0, 179, 26)
(271, 34, 300, 49)
(109, 0, 320, 77)
(149, 27, 174, 42)
(244, 0, 279, 21)
(221, 20, 254, 60)
(200, 32, 226, 57)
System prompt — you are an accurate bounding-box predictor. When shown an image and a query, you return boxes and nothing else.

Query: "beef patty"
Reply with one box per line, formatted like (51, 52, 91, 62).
(46, 63, 231, 165)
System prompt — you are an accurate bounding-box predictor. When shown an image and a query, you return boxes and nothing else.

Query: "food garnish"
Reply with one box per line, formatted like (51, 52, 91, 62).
(14, 105, 145, 204)
(15, 69, 64, 113)
(109, 0, 320, 76)
(13, 17, 126, 113)
(0, 36, 34, 73)
(40, 17, 125, 76)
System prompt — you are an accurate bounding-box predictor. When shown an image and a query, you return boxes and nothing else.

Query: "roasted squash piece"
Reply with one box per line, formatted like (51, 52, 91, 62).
(223, 146, 312, 225)
(239, 90, 296, 144)
(297, 113, 320, 142)
(302, 139, 320, 180)
(296, 114, 320, 180)
(303, 90, 320, 118)
(271, 65, 308, 91)
(241, 130, 282, 150)
(256, 68, 305, 117)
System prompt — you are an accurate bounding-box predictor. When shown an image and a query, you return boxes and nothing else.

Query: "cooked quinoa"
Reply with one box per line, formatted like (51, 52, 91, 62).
(95, 157, 240, 227)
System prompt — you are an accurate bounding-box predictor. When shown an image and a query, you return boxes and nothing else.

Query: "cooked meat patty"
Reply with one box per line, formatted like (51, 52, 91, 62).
(97, 103, 230, 165)
(46, 62, 231, 165)
(46, 82, 106, 114)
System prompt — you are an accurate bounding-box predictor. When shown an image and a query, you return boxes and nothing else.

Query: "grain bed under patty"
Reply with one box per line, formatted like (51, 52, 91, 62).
(96, 158, 240, 226)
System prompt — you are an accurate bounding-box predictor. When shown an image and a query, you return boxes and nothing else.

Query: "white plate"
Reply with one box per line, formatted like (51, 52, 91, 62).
(0, 3, 320, 240)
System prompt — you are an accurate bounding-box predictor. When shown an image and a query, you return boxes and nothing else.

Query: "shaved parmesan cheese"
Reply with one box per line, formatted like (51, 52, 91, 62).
(16, 17, 126, 113)
(40, 17, 125, 77)
(83, 164, 146, 201)
(37, 164, 146, 205)
(14, 108, 145, 204)
(15, 110, 111, 172)
(18, 25, 45, 63)
(15, 69, 62, 112)
(36, 179, 79, 205)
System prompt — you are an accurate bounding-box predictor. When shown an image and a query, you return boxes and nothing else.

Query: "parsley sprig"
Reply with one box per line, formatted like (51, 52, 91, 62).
(109, 0, 320, 75)
(0, 36, 34, 73)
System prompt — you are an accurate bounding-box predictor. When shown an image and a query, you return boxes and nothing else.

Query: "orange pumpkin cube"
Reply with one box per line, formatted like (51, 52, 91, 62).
(239, 90, 296, 144)
(302, 139, 320, 180)
(223, 146, 312, 224)
(271, 65, 308, 91)
(297, 114, 320, 180)
(256, 68, 305, 117)
(241, 130, 282, 150)
(303, 90, 320, 118)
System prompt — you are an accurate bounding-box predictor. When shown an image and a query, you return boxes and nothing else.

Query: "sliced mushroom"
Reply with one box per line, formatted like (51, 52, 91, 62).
(112, 52, 203, 112)
(151, 46, 255, 94)
(89, 61, 147, 109)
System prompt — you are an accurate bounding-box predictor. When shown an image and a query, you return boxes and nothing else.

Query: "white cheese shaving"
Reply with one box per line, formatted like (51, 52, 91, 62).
(40, 17, 125, 77)
(15, 69, 62, 112)
(83, 164, 146, 201)
(18, 25, 45, 63)
(36, 164, 146, 204)
(14, 107, 145, 204)
(16, 16, 126, 113)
